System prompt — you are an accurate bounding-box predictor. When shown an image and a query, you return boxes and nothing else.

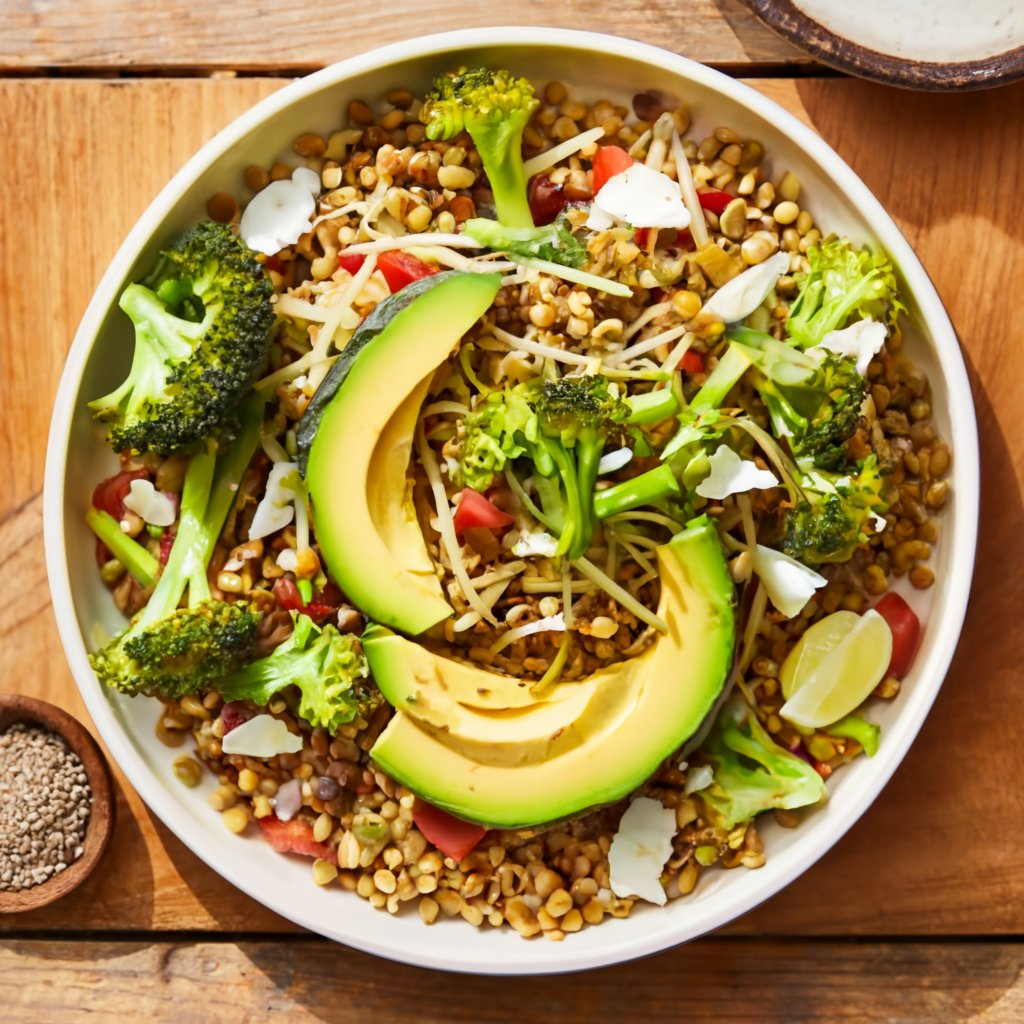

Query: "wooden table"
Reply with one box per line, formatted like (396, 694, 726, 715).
(2, 2, 1022, 1018)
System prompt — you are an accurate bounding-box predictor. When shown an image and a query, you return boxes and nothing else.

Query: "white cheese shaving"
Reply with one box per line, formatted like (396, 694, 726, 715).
(608, 797, 676, 906)
(221, 715, 303, 758)
(239, 176, 316, 255)
(695, 445, 779, 500)
(684, 764, 714, 795)
(700, 251, 790, 325)
(522, 126, 605, 178)
(291, 166, 321, 195)
(598, 447, 633, 475)
(122, 479, 176, 527)
(587, 162, 692, 231)
(489, 613, 566, 655)
(248, 462, 301, 541)
(512, 530, 560, 557)
(752, 544, 828, 618)
(276, 548, 299, 572)
(272, 778, 303, 821)
(814, 318, 887, 376)
(870, 511, 888, 533)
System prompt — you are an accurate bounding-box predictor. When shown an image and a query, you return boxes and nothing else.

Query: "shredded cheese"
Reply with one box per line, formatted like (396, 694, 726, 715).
(489, 613, 566, 655)
(671, 127, 709, 248)
(415, 424, 498, 627)
(603, 323, 689, 366)
(622, 301, 673, 342)
(522, 126, 606, 178)
(573, 556, 667, 633)
(489, 325, 594, 368)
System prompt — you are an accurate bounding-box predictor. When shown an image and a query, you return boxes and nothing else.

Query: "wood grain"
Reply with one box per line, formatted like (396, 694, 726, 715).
(0, 0, 804, 72)
(0, 939, 1022, 1021)
(1, 76, 1023, 944)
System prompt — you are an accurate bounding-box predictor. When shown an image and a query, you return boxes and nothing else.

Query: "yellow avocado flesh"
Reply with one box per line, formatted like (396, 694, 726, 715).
(305, 272, 501, 636)
(367, 517, 734, 828)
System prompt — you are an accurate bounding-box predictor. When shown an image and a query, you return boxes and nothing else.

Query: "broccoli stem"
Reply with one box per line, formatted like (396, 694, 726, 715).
(690, 345, 753, 413)
(593, 463, 681, 520)
(625, 388, 681, 425)
(85, 507, 159, 587)
(543, 439, 583, 558)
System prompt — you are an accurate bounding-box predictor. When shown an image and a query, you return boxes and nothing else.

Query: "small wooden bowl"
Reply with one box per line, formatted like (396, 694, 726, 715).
(0, 694, 115, 913)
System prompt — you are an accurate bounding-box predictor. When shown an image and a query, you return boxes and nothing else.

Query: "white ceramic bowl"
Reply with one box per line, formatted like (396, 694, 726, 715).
(44, 28, 979, 974)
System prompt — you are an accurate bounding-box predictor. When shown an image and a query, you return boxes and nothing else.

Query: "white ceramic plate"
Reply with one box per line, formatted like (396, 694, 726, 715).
(44, 29, 979, 974)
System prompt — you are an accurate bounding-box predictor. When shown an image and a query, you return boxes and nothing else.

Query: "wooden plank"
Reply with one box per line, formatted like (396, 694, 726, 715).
(0, 0, 804, 72)
(0, 939, 1022, 1020)
(1, 76, 1022, 940)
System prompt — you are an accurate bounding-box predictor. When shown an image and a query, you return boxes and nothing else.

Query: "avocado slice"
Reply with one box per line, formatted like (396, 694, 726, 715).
(304, 272, 501, 636)
(366, 516, 735, 828)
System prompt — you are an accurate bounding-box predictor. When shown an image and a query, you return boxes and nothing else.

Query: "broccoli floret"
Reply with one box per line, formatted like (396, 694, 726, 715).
(89, 221, 274, 455)
(461, 213, 585, 268)
(782, 456, 887, 565)
(217, 615, 379, 732)
(421, 68, 539, 228)
(786, 238, 904, 349)
(89, 398, 265, 697)
(456, 374, 631, 559)
(697, 700, 827, 830)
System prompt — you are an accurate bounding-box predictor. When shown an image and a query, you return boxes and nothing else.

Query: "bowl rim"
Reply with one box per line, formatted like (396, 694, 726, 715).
(745, 0, 1024, 91)
(43, 26, 980, 974)
(0, 694, 115, 913)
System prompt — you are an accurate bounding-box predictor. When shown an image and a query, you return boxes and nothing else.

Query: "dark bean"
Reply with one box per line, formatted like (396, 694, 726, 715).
(316, 776, 340, 802)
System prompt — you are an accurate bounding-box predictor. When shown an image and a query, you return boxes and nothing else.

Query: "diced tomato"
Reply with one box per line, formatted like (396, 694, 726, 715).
(338, 250, 436, 292)
(378, 251, 437, 292)
(338, 252, 365, 276)
(158, 528, 176, 566)
(591, 145, 634, 196)
(697, 189, 735, 216)
(412, 800, 487, 862)
(257, 816, 337, 863)
(452, 488, 514, 539)
(272, 575, 341, 623)
(680, 349, 704, 374)
(91, 469, 148, 519)
(528, 174, 568, 226)
(872, 592, 921, 679)
(634, 227, 652, 249)
(273, 576, 304, 611)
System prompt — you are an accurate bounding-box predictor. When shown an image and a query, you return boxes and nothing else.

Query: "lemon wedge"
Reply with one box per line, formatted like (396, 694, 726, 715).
(779, 609, 893, 728)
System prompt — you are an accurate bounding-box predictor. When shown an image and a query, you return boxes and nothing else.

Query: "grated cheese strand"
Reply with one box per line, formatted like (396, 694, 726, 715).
(338, 233, 484, 256)
(603, 323, 689, 366)
(452, 578, 515, 632)
(506, 254, 633, 298)
(415, 424, 498, 627)
(490, 325, 594, 367)
(622, 301, 673, 342)
(573, 556, 667, 633)
(671, 127, 709, 248)
(522, 126, 606, 179)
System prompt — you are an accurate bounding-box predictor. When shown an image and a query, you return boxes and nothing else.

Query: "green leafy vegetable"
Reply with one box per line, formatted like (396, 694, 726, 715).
(786, 238, 904, 349)
(217, 615, 379, 732)
(698, 701, 827, 830)
(462, 214, 586, 268)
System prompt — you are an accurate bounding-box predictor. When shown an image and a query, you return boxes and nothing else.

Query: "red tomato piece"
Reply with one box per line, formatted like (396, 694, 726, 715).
(452, 488, 515, 539)
(219, 700, 253, 735)
(528, 174, 568, 226)
(158, 528, 176, 566)
(680, 349, 704, 374)
(338, 252, 366, 276)
(872, 592, 921, 679)
(91, 469, 149, 519)
(634, 227, 652, 249)
(377, 251, 437, 292)
(412, 800, 487, 862)
(591, 145, 634, 196)
(697, 189, 735, 216)
(272, 576, 304, 611)
(257, 816, 337, 863)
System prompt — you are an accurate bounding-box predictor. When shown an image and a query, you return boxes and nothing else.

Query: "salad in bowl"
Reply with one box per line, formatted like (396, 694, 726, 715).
(46, 32, 974, 971)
